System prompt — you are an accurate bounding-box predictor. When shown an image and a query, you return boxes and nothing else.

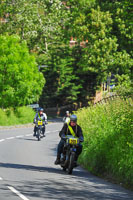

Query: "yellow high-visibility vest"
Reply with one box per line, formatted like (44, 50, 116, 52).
(67, 123, 77, 138)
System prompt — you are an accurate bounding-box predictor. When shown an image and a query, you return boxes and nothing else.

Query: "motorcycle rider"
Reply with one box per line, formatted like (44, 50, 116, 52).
(33, 107, 47, 137)
(54, 114, 84, 165)
(63, 110, 70, 123)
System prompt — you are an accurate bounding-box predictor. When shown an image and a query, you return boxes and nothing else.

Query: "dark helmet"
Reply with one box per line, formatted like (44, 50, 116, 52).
(38, 107, 44, 112)
(70, 114, 77, 122)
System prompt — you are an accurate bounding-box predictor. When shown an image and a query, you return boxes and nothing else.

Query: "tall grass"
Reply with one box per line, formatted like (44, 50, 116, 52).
(0, 106, 35, 126)
(76, 97, 133, 189)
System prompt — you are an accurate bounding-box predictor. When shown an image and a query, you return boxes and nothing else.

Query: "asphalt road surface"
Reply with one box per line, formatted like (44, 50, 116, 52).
(0, 122, 133, 200)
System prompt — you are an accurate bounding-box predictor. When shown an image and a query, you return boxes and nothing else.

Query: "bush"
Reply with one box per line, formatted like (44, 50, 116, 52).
(0, 106, 35, 126)
(76, 97, 133, 189)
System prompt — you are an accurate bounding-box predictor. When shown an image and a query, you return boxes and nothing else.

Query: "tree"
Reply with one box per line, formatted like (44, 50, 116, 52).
(0, 35, 45, 108)
(1, 0, 132, 107)
(96, 0, 133, 55)
(39, 46, 82, 107)
(64, 1, 132, 96)
(0, 0, 69, 52)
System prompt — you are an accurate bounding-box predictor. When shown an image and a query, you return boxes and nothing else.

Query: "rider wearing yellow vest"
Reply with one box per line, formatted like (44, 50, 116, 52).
(33, 107, 47, 137)
(55, 114, 84, 165)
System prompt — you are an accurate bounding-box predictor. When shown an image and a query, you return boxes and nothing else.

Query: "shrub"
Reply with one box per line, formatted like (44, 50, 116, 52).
(76, 97, 133, 189)
(0, 106, 35, 126)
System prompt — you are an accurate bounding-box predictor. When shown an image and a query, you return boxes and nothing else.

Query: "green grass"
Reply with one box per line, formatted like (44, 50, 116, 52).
(0, 106, 35, 126)
(75, 97, 133, 190)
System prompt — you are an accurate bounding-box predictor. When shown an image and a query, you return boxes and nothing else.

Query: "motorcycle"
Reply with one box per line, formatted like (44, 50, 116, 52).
(35, 120, 46, 141)
(60, 135, 80, 174)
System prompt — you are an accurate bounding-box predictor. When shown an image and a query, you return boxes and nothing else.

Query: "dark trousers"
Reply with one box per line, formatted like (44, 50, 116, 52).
(57, 139, 82, 159)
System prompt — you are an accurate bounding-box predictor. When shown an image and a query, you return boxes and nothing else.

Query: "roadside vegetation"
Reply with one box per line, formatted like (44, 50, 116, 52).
(76, 97, 133, 190)
(0, 106, 35, 126)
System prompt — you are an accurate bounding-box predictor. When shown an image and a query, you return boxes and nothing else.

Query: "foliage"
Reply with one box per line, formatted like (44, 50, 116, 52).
(0, 0, 132, 107)
(114, 74, 132, 96)
(39, 46, 83, 107)
(65, 1, 132, 85)
(75, 97, 133, 189)
(0, 106, 35, 126)
(97, 0, 133, 55)
(0, 0, 69, 52)
(0, 35, 45, 108)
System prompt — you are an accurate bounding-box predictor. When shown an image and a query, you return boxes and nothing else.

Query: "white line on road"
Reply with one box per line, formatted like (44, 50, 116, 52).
(25, 134, 32, 136)
(16, 135, 24, 138)
(6, 137, 15, 140)
(0, 177, 3, 180)
(8, 186, 29, 200)
(0, 139, 5, 142)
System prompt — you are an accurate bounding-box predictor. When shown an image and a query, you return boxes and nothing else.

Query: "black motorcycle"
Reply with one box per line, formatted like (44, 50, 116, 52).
(60, 135, 80, 174)
(35, 120, 45, 141)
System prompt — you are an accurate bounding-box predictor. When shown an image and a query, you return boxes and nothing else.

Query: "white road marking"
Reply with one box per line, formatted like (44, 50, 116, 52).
(16, 135, 24, 138)
(0, 139, 5, 142)
(0, 177, 3, 180)
(6, 137, 15, 140)
(25, 134, 32, 136)
(8, 186, 29, 200)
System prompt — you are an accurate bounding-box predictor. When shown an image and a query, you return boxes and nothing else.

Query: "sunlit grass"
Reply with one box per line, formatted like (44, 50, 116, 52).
(0, 106, 35, 126)
(75, 97, 133, 189)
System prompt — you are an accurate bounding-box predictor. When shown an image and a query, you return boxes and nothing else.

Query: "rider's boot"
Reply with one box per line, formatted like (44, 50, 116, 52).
(42, 131, 45, 137)
(33, 131, 36, 137)
(54, 155, 61, 165)
(74, 154, 79, 167)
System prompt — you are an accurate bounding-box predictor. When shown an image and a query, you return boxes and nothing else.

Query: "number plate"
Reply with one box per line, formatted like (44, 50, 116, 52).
(69, 138, 78, 145)
(38, 121, 42, 125)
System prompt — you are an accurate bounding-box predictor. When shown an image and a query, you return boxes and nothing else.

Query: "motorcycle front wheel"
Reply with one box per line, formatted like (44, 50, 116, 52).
(68, 152, 75, 174)
(37, 129, 41, 141)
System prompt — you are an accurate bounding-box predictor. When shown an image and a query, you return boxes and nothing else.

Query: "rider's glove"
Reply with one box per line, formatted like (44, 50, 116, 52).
(61, 133, 66, 139)
(79, 136, 84, 143)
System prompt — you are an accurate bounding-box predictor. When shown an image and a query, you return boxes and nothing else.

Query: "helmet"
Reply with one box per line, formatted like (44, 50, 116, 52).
(70, 114, 77, 122)
(38, 107, 44, 112)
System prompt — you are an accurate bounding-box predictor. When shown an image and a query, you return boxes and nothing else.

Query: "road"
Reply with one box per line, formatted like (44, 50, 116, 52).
(0, 122, 133, 200)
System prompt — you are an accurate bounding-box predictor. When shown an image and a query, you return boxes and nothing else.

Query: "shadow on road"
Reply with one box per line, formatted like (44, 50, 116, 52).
(0, 162, 63, 174)
(0, 162, 133, 200)
(0, 162, 97, 180)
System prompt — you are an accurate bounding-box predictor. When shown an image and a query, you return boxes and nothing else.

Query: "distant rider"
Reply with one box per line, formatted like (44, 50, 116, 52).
(54, 114, 84, 165)
(63, 110, 70, 124)
(33, 108, 47, 137)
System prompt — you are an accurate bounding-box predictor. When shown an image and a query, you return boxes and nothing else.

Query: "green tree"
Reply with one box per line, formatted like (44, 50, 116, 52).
(97, 0, 133, 55)
(0, 0, 69, 52)
(1, 0, 132, 107)
(114, 74, 132, 96)
(0, 35, 45, 108)
(64, 1, 132, 104)
(39, 46, 82, 107)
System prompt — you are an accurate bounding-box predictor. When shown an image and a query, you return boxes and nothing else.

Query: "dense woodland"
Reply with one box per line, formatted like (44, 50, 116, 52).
(0, 0, 132, 108)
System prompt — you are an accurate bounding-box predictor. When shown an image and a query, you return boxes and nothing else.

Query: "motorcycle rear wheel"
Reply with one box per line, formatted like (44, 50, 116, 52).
(68, 152, 75, 174)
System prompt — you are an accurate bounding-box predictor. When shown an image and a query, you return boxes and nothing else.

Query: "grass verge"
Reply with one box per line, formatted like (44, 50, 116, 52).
(0, 106, 35, 126)
(76, 97, 133, 190)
